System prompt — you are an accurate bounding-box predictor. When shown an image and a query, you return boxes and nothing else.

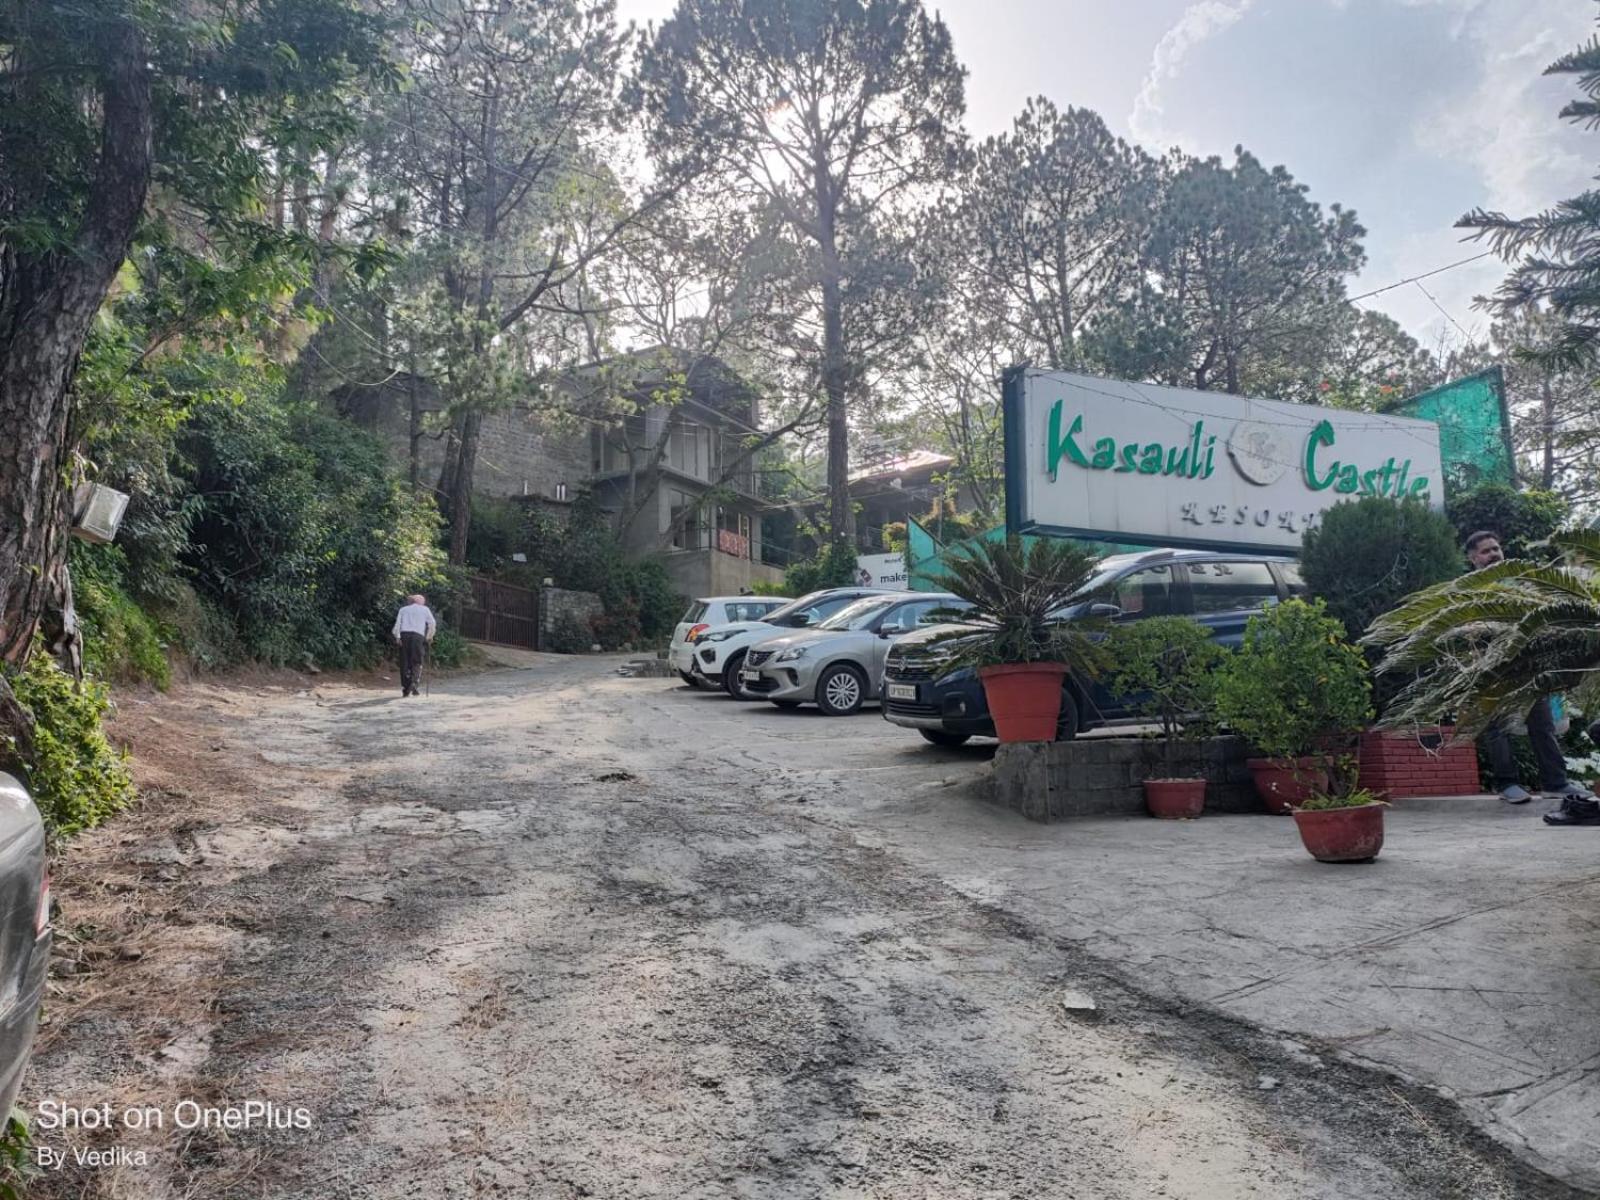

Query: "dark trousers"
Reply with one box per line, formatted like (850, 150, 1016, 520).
(400, 632, 426, 696)
(1481, 696, 1568, 791)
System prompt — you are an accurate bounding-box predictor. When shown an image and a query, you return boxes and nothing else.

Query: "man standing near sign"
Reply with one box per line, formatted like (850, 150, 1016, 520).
(1465, 531, 1597, 823)
(392, 593, 436, 699)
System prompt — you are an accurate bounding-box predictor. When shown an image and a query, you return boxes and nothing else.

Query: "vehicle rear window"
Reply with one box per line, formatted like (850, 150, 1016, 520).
(1188, 561, 1280, 614)
(682, 601, 708, 624)
(725, 601, 777, 623)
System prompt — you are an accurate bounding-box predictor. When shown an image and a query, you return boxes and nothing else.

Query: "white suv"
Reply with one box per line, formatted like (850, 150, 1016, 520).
(670, 596, 790, 687)
(688, 587, 895, 698)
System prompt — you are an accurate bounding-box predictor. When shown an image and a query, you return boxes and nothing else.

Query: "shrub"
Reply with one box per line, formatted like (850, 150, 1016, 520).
(428, 627, 470, 669)
(6, 656, 135, 837)
(784, 541, 859, 595)
(1299, 496, 1463, 639)
(1213, 598, 1372, 761)
(70, 543, 172, 689)
(1446, 483, 1567, 560)
(1105, 617, 1226, 776)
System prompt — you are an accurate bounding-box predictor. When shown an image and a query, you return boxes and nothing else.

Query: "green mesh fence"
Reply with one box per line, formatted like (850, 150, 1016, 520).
(1383, 366, 1514, 493)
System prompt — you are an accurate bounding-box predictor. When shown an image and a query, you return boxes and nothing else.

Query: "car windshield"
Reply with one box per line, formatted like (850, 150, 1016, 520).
(818, 596, 897, 631)
(760, 590, 833, 624)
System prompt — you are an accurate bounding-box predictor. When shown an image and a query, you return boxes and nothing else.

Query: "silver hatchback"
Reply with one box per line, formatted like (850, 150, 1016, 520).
(740, 593, 970, 715)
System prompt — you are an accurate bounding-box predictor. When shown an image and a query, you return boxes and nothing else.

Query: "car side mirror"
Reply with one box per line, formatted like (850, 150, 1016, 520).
(878, 624, 904, 638)
(1088, 603, 1122, 618)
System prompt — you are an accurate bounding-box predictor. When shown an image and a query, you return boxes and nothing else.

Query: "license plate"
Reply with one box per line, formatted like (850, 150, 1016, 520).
(742, 670, 762, 683)
(886, 683, 917, 701)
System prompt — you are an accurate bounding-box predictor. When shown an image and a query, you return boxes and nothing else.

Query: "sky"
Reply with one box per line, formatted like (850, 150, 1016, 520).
(612, 0, 1599, 353)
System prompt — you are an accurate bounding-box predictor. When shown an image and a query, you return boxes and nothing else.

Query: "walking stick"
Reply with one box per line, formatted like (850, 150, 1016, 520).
(423, 640, 430, 698)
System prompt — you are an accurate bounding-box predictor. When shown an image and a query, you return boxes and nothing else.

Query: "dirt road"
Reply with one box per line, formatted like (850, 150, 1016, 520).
(25, 659, 1583, 1198)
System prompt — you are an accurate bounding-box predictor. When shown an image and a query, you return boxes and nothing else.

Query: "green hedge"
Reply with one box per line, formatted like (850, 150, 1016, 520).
(7, 656, 135, 837)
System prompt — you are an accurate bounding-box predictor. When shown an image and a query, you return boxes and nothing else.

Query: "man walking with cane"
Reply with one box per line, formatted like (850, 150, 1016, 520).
(392, 593, 436, 698)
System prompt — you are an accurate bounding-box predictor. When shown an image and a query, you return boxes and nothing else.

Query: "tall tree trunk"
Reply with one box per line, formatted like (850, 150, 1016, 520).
(0, 20, 152, 668)
(1541, 374, 1555, 491)
(447, 409, 483, 566)
(815, 162, 853, 551)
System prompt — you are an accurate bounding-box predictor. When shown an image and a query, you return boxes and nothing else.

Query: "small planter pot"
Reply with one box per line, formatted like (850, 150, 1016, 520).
(1292, 803, 1385, 863)
(979, 662, 1066, 743)
(1144, 778, 1205, 819)
(1246, 756, 1329, 815)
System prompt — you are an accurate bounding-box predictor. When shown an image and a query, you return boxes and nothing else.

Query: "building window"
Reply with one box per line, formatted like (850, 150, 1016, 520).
(668, 488, 700, 550)
(553, 481, 568, 501)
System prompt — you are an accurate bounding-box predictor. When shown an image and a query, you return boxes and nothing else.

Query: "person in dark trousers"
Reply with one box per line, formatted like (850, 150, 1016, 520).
(1464, 530, 1597, 824)
(392, 593, 436, 698)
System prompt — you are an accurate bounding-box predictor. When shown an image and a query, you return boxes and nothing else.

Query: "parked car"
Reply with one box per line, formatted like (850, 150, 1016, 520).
(0, 772, 51, 1118)
(690, 586, 895, 698)
(741, 592, 972, 715)
(882, 548, 1307, 746)
(670, 595, 791, 687)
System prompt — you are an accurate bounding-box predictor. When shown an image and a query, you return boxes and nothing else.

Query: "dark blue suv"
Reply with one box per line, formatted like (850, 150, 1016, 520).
(881, 549, 1307, 747)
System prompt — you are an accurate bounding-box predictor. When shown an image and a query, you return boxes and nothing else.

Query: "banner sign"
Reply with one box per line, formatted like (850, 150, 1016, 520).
(856, 552, 910, 590)
(1003, 369, 1445, 554)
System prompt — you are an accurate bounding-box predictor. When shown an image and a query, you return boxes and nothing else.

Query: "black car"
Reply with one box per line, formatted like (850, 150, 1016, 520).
(881, 548, 1307, 747)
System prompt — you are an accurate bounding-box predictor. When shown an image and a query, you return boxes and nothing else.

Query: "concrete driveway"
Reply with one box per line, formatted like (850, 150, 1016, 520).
(824, 747, 1600, 1192)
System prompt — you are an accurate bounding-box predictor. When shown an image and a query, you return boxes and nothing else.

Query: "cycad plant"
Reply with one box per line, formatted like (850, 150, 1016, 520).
(1363, 529, 1600, 735)
(934, 535, 1107, 676)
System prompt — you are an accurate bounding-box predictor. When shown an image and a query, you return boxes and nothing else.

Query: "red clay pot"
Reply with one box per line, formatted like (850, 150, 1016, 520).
(1246, 756, 1329, 815)
(1292, 803, 1385, 863)
(979, 662, 1067, 743)
(1144, 778, 1206, 819)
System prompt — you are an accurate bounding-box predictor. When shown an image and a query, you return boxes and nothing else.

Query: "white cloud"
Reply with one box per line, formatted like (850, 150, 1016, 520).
(1130, 0, 1257, 147)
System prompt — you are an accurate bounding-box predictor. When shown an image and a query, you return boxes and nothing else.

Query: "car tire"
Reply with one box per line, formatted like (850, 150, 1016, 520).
(815, 663, 867, 716)
(722, 650, 749, 698)
(677, 670, 698, 688)
(919, 730, 971, 748)
(1054, 688, 1081, 742)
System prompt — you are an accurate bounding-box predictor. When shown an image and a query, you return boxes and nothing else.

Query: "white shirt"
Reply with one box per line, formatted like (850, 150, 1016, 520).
(393, 603, 436, 638)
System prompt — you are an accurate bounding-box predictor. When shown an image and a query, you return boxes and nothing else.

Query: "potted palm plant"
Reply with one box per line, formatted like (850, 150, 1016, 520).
(936, 535, 1107, 743)
(1213, 599, 1373, 813)
(1105, 617, 1226, 818)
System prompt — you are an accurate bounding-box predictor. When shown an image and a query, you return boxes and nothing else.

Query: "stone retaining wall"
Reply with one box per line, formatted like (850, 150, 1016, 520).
(988, 735, 1260, 822)
(540, 586, 605, 651)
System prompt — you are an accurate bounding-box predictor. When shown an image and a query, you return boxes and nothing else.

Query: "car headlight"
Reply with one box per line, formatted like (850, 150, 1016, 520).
(774, 646, 809, 663)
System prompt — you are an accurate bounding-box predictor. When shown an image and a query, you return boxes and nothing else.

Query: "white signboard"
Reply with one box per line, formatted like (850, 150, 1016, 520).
(856, 552, 910, 590)
(1005, 370, 1445, 553)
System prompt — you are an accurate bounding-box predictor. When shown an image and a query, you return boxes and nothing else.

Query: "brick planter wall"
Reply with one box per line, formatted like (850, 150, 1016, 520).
(1358, 726, 1481, 798)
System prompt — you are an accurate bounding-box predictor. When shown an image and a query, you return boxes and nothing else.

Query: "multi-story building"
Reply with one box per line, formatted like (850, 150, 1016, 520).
(334, 349, 785, 598)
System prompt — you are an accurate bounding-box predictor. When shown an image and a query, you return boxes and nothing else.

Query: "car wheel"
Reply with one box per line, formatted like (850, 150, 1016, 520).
(723, 651, 749, 698)
(1054, 688, 1080, 742)
(919, 730, 971, 748)
(677, 670, 698, 688)
(815, 663, 867, 716)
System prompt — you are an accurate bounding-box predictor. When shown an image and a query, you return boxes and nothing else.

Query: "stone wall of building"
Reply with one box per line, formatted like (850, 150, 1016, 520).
(988, 736, 1259, 822)
(540, 586, 606, 652)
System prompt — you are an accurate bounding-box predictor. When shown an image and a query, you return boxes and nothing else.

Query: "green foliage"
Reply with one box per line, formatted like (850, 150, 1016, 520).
(934, 535, 1107, 674)
(70, 544, 172, 690)
(749, 580, 790, 597)
(1445, 483, 1568, 561)
(180, 391, 449, 668)
(1365, 529, 1600, 737)
(428, 628, 470, 669)
(0, 1107, 36, 1200)
(1213, 599, 1373, 760)
(6, 656, 135, 838)
(1299, 496, 1463, 639)
(1297, 787, 1385, 811)
(784, 542, 860, 596)
(1105, 617, 1226, 776)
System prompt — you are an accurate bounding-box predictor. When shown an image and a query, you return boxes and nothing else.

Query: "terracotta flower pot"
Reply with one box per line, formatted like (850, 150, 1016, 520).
(1292, 803, 1385, 863)
(1246, 756, 1329, 815)
(1144, 778, 1205, 819)
(978, 662, 1067, 743)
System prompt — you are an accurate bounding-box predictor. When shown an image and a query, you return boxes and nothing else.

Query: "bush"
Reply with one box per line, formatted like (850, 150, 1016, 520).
(70, 543, 172, 689)
(784, 541, 859, 595)
(1446, 483, 1568, 560)
(428, 627, 470, 668)
(6, 656, 135, 837)
(1213, 599, 1373, 760)
(1105, 617, 1226, 776)
(1299, 496, 1463, 639)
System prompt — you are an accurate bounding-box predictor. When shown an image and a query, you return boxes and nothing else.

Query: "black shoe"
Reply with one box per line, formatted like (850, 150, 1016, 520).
(1543, 796, 1600, 826)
